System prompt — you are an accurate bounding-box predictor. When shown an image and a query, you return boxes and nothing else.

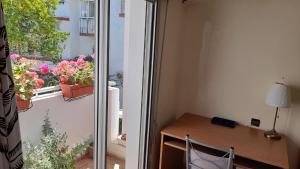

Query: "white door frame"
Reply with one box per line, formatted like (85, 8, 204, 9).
(138, 1, 157, 169)
(94, 0, 109, 168)
(123, 0, 147, 168)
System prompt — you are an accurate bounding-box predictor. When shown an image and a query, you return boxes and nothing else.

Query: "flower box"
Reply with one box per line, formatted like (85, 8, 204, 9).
(16, 96, 31, 110)
(60, 83, 93, 98)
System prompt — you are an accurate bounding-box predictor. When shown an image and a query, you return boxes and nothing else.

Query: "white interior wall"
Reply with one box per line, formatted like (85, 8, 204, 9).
(154, 0, 300, 169)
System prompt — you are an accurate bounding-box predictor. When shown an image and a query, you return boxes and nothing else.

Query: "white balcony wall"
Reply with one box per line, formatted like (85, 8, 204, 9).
(19, 86, 123, 158)
(19, 94, 94, 146)
(107, 87, 125, 159)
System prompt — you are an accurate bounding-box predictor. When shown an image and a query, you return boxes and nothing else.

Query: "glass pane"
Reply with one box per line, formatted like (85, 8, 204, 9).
(106, 0, 152, 169)
(106, 0, 126, 168)
(81, 1, 89, 17)
(3, 0, 97, 168)
(88, 18, 95, 34)
(89, 1, 96, 17)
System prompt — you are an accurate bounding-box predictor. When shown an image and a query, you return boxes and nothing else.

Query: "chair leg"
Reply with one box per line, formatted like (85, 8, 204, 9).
(185, 135, 191, 169)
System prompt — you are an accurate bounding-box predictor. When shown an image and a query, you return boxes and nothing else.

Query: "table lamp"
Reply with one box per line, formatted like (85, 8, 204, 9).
(265, 82, 290, 140)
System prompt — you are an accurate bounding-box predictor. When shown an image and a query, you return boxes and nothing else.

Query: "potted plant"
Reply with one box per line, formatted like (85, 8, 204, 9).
(53, 55, 95, 99)
(11, 54, 44, 110)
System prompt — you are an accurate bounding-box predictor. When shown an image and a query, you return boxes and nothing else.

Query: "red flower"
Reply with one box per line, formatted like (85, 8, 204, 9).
(60, 76, 69, 84)
(35, 78, 44, 88)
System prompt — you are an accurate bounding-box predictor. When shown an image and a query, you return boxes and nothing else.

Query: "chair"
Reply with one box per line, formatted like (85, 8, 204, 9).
(185, 135, 234, 169)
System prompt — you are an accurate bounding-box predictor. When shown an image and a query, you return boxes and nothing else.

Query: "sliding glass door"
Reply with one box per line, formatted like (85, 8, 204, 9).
(95, 0, 157, 168)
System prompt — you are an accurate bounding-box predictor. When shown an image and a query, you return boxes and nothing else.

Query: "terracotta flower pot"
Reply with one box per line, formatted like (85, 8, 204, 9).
(60, 83, 94, 98)
(16, 96, 31, 110)
(87, 143, 93, 158)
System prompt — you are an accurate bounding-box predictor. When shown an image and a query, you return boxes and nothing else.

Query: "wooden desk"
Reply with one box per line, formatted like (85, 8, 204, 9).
(159, 113, 289, 169)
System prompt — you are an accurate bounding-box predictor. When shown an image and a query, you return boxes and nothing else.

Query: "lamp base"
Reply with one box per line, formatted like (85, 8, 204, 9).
(264, 130, 281, 140)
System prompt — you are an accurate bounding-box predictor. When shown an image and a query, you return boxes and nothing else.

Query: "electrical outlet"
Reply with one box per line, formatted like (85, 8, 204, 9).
(251, 118, 260, 127)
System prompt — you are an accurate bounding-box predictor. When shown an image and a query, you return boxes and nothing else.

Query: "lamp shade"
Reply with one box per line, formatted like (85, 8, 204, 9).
(265, 83, 290, 108)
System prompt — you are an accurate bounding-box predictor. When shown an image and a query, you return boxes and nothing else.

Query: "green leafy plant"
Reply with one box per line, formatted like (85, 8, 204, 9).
(3, 0, 68, 62)
(24, 115, 89, 169)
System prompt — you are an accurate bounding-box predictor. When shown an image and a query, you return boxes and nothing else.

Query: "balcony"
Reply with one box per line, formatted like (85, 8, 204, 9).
(19, 84, 125, 168)
(11, 55, 124, 168)
(80, 17, 95, 36)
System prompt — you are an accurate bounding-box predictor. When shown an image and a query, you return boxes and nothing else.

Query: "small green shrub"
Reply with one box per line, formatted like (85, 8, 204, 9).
(24, 115, 89, 169)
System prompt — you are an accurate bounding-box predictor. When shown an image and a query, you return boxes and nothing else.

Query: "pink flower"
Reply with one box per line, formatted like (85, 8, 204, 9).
(79, 54, 86, 59)
(76, 58, 86, 67)
(59, 60, 70, 68)
(10, 53, 20, 61)
(70, 61, 76, 66)
(52, 67, 61, 75)
(26, 71, 38, 78)
(91, 54, 96, 59)
(19, 58, 28, 65)
(66, 69, 76, 76)
(39, 64, 50, 75)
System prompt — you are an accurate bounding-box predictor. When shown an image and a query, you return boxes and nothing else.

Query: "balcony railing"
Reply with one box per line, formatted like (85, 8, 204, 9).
(80, 17, 95, 36)
(32, 85, 62, 101)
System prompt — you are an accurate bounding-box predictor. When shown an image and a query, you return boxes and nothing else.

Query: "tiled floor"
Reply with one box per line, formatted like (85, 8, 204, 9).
(76, 155, 125, 169)
(107, 155, 125, 169)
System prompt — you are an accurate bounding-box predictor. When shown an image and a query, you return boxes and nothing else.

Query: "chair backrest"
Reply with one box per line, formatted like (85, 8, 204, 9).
(185, 135, 234, 169)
